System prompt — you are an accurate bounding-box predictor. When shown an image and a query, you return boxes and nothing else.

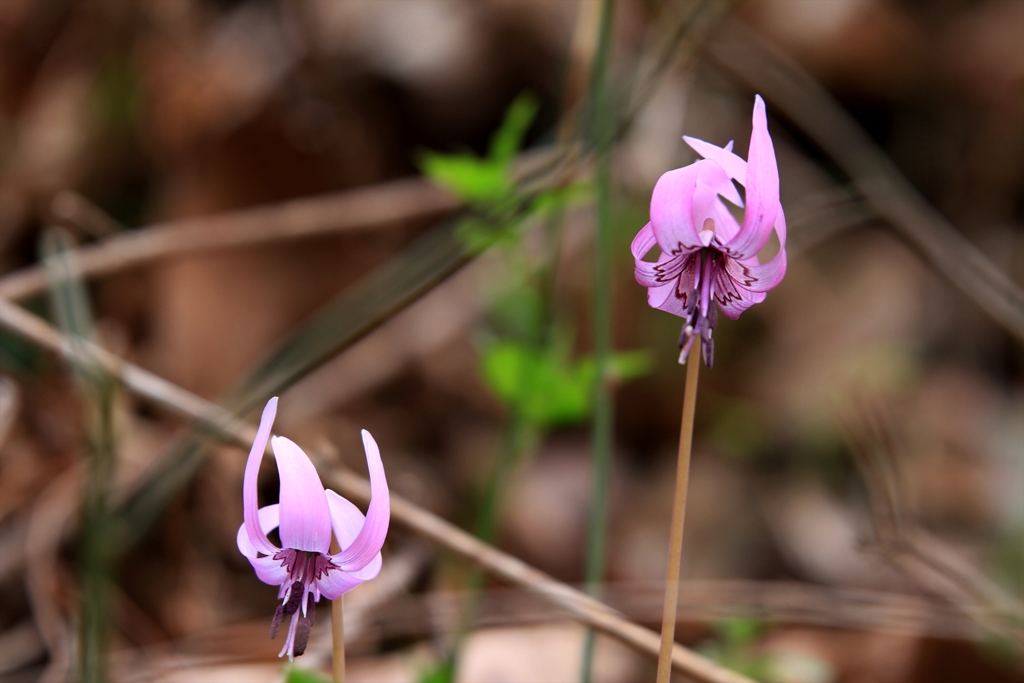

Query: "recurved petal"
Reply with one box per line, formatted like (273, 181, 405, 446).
(684, 137, 747, 186)
(650, 164, 703, 252)
(326, 490, 384, 581)
(726, 248, 786, 293)
(237, 504, 281, 558)
(248, 554, 290, 586)
(647, 280, 691, 318)
(243, 398, 280, 556)
(315, 566, 367, 601)
(329, 430, 390, 572)
(723, 95, 780, 260)
(273, 436, 333, 554)
(696, 158, 743, 207)
(713, 263, 766, 320)
(632, 223, 662, 287)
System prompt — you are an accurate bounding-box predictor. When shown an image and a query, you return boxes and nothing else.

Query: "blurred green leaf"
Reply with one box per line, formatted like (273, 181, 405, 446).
(481, 341, 650, 429)
(698, 618, 774, 680)
(284, 666, 332, 683)
(420, 93, 539, 206)
(418, 659, 456, 683)
(420, 153, 510, 204)
(609, 350, 653, 382)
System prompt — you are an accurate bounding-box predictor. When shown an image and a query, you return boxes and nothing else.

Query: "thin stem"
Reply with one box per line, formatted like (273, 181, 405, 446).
(582, 0, 616, 680)
(329, 536, 345, 682)
(656, 339, 702, 683)
(331, 595, 345, 683)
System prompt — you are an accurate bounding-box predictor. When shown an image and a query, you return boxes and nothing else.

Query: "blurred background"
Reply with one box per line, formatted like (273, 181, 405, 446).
(0, 0, 1021, 682)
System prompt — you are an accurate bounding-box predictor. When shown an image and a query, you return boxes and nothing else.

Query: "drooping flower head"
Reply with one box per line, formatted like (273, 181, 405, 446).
(632, 95, 786, 367)
(237, 397, 389, 660)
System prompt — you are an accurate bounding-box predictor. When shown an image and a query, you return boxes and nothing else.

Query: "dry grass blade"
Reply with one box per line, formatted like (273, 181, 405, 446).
(708, 22, 1024, 342)
(360, 580, 987, 645)
(0, 178, 459, 302)
(841, 400, 1024, 646)
(0, 375, 19, 451)
(112, 216, 472, 549)
(0, 298, 753, 683)
(227, 217, 469, 413)
(623, 0, 739, 126)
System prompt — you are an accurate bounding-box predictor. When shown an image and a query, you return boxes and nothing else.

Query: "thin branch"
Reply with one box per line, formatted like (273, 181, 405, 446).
(707, 23, 1024, 341)
(0, 297, 753, 683)
(0, 178, 460, 302)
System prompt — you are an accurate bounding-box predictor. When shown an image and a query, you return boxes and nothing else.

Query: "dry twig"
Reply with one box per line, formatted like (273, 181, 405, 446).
(0, 296, 753, 683)
(0, 178, 459, 302)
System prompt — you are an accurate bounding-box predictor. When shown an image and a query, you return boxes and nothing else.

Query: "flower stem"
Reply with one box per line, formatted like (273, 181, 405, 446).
(330, 540, 345, 683)
(656, 339, 701, 683)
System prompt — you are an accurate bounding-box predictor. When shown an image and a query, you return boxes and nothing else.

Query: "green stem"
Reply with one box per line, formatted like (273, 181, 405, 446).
(582, 0, 616, 680)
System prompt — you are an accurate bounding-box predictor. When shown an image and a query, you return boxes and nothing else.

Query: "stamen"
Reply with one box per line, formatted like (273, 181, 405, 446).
(293, 593, 316, 657)
(269, 605, 285, 639)
(283, 581, 304, 615)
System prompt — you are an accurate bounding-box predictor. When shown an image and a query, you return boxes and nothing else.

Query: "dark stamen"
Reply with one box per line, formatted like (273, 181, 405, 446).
(283, 581, 304, 615)
(269, 605, 284, 639)
(292, 594, 317, 657)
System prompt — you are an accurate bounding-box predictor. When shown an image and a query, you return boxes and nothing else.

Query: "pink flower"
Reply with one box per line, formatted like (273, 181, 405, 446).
(237, 397, 389, 660)
(631, 95, 786, 367)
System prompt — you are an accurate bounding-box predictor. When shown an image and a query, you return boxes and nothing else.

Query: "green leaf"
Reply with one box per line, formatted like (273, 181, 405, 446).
(419, 152, 509, 204)
(488, 93, 540, 164)
(479, 342, 650, 430)
(284, 666, 332, 683)
(419, 92, 539, 206)
(480, 341, 593, 428)
(417, 658, 456, 683)
(609, 350, 652, 381)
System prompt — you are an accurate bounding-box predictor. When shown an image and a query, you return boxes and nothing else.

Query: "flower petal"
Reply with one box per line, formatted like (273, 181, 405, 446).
(243, 398, 280, 556)
(696, 158, 743, 207)
(722, 95, 780, 260)
(632, 223, 661, 287)
(714, 262, 766, 320)
(273, 436, 333, 553)
(650, 163, 702, 252)
(249, 554, 290, 586)
(326, 490, 383, 581)
(237, 504, 281, 558)
(315, 565, 368, 601)
(329, 430, 390, 572)
(684, 136, 748, 186)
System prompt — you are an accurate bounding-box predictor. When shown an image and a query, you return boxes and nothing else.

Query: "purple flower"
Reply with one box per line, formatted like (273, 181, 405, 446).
(631, 95, 786, 367)
(237, 397, 389, 660)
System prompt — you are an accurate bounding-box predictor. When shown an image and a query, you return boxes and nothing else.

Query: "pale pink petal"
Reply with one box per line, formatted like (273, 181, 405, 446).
(324, 491, 366, 548)
(725, 209, 787, 292)
(709, 197, 742, 245)
(696, 159, 743, 207)
(243, 398, 280, 556)
(315, 566, 367, 601)
(722, 95, 780, 260)
(329, 430, 390, 572)
(650, 164, 702, 252)
(326, 491, 383, 581)
(237, 504, 281, 558)
(648, 281, 689, 318)
(273, 436, 333, 553)
(684, 137, 747, 185)
(249, 554, 290, 586)
(714, 263, 766, 320)
(631, 223, 662, 287)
